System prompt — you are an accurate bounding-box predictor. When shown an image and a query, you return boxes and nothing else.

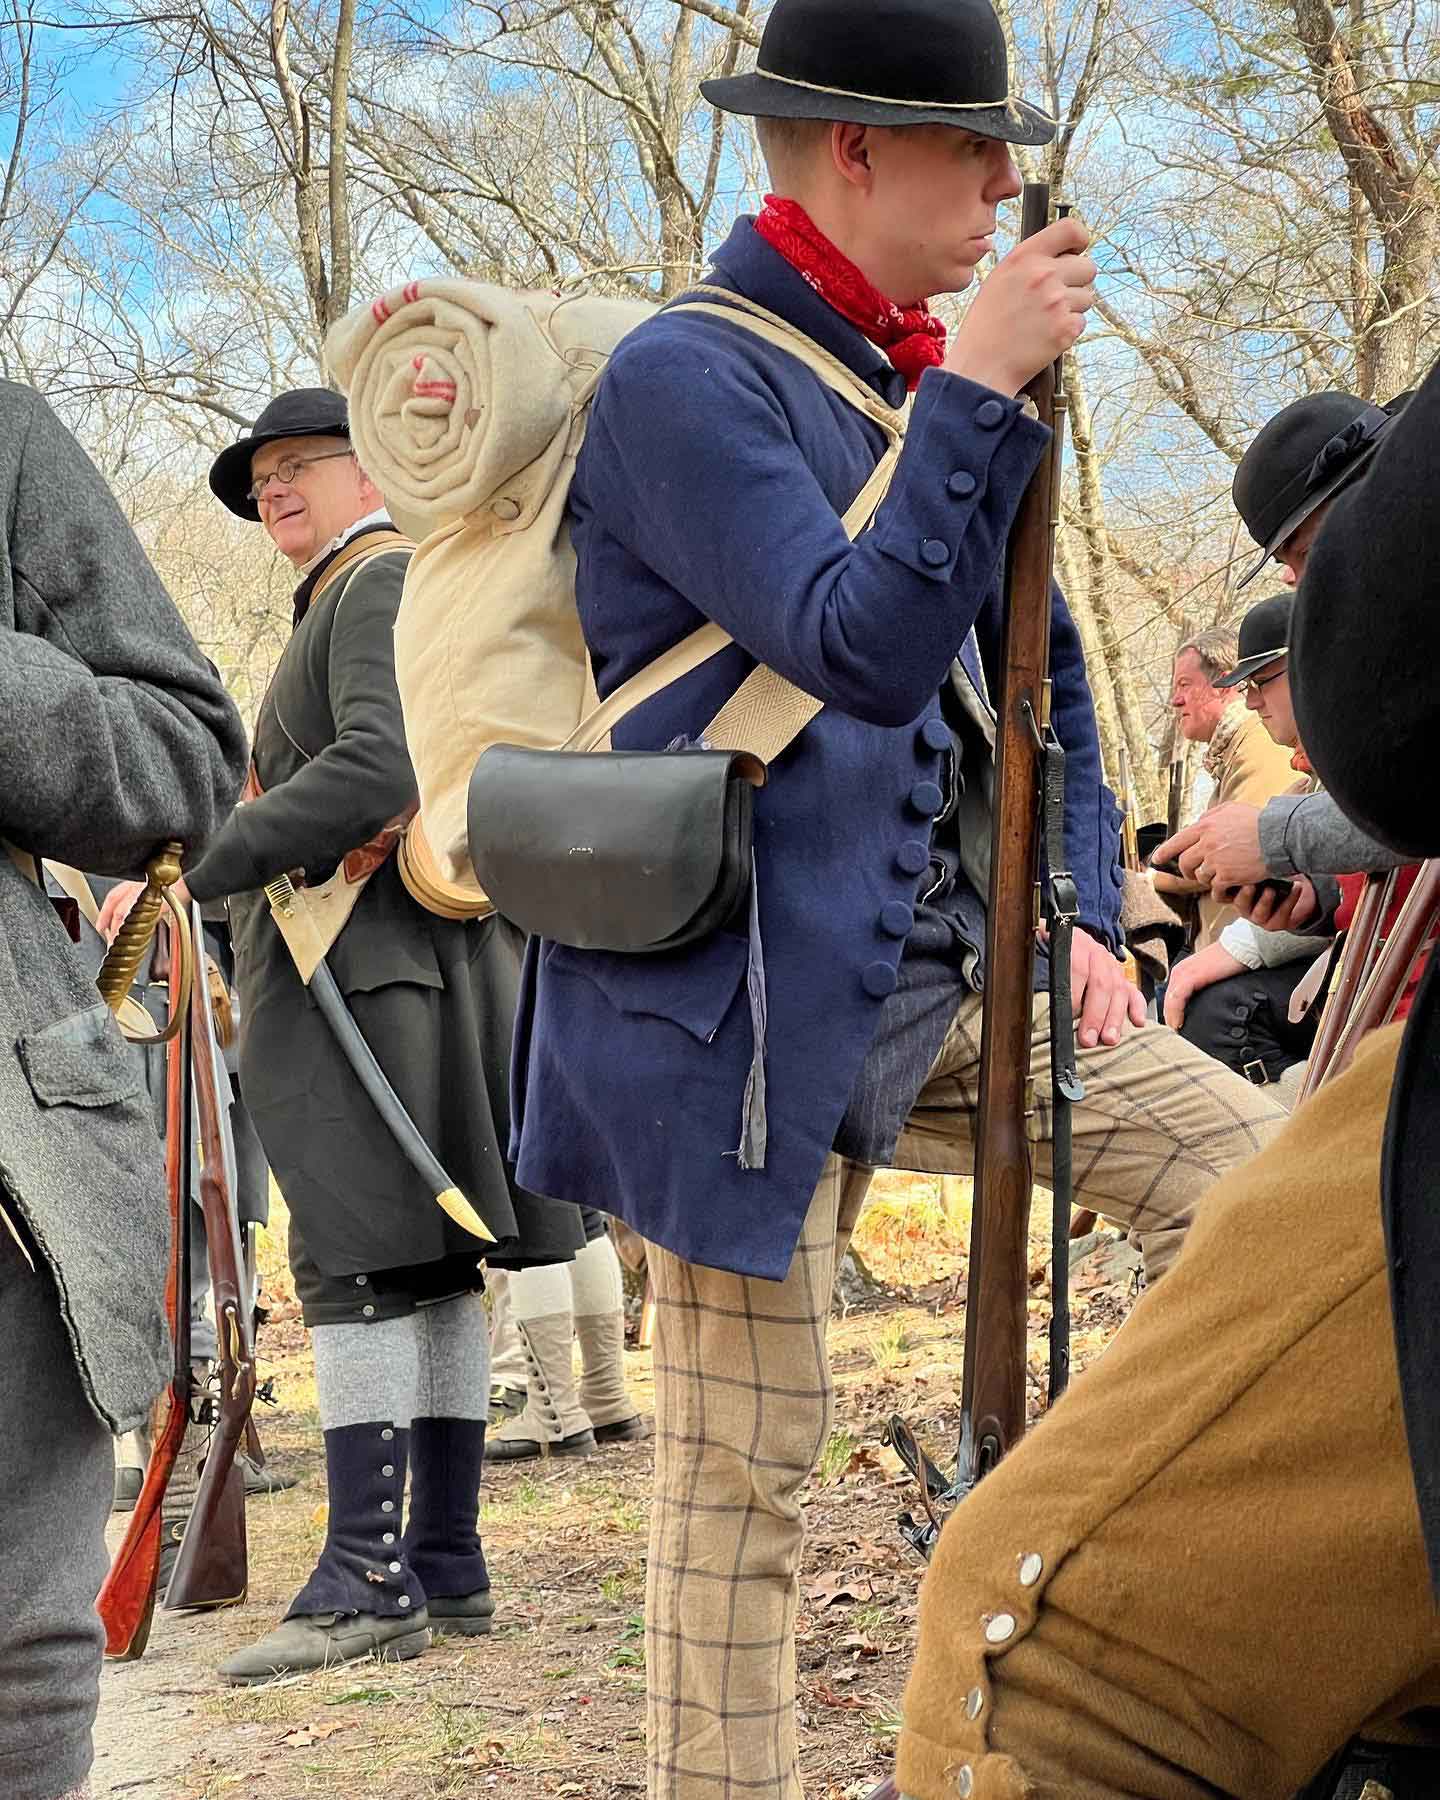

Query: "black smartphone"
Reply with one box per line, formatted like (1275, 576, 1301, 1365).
(1218, 877, 1295, 906)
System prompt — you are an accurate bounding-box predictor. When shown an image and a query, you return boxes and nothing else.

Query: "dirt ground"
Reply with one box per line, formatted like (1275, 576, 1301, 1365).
(93, 1175, 1136, 1800)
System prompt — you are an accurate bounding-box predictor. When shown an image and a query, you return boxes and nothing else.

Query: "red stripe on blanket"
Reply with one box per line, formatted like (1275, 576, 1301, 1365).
(403, 281, 421, 304)
(371, 296, 392, 324)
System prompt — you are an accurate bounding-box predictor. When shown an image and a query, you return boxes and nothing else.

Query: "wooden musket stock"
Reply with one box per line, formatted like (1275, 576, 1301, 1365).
(97, 924, 192, 1659)
(164, 899, 256, 1613)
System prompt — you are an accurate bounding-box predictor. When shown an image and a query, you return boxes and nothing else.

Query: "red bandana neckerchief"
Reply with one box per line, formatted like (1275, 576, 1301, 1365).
(754, 195, 946, 391)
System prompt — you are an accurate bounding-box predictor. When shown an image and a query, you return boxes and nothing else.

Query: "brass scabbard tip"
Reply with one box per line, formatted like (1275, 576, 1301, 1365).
(436, 1186, 497, 1244)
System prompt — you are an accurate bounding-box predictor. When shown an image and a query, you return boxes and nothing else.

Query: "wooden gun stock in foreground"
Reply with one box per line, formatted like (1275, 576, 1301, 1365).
(164, 898, 256, 1614)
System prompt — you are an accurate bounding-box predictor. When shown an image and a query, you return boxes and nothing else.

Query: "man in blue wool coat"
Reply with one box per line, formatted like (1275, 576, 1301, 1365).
(509, 0, 1286, 1791)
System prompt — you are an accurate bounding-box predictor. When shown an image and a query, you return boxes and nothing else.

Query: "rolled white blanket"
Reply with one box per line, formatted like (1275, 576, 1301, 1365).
(328, 279, 651, 535)
(325, 280, 652, 907)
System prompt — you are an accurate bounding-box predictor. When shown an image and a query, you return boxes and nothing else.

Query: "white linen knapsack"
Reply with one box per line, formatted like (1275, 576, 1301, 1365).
(327, 280, 905, 919)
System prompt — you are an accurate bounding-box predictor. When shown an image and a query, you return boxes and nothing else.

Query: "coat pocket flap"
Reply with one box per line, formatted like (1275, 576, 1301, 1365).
(544, 930, 748, 1043)
(18, 1004, 145, 1108)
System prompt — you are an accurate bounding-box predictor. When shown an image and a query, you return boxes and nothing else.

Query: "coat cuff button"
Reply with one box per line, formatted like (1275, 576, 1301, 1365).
(976, 398, 1007, 428)
(919, 538, 951, 568)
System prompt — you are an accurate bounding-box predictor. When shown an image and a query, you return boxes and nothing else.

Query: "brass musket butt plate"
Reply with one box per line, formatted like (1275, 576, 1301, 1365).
(436, 1186, 497, 1244)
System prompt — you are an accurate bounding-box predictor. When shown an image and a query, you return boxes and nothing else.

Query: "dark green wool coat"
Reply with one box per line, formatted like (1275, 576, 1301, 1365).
(184, 531, 582, 1280)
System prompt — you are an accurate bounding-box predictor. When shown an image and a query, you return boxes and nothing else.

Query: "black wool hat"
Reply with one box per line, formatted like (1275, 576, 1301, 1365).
(209, 387, 351, 522)
(702, 0, 1056, 147)
(1232, 392, 1391, 590)
(1216, 592, 1294, 688)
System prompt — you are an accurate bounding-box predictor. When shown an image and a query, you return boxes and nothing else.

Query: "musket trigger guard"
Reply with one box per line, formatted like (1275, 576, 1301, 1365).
(1020, 698, 1045, 753)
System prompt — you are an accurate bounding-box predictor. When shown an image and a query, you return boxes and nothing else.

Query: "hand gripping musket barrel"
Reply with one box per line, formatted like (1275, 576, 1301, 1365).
(163, 897, 257, 1614)
(960, 179, 1082, 1466)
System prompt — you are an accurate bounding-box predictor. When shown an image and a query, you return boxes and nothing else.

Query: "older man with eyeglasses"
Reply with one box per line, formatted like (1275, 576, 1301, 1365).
(100, 386, 584, 1684)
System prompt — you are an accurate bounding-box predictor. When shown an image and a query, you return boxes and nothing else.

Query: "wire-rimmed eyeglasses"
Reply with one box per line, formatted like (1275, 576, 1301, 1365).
(247, 447, 353, 504)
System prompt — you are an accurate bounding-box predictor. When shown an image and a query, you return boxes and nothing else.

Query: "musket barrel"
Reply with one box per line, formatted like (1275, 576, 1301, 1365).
(960, 180, 1065, 1474)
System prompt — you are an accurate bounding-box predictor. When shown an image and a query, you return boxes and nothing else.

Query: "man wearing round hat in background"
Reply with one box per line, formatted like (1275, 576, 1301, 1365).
(1160, 594, 1331, 1089)
(505, 0, 1285, 1790)
(1153, 392, 1391, 950)
(101, 388, 583, 1683)
(1155, 621, 1297, 949)
(1155, 389, 1406, 912)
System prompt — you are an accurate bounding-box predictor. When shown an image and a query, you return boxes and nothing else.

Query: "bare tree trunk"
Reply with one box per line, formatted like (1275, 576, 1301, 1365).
(1063, 354, 1164, 817)
(1055, 525, 1125, 788)
(268, 0, 329, 358)
(1291, 0, 1439, 397)
(326, 0, 358, 336)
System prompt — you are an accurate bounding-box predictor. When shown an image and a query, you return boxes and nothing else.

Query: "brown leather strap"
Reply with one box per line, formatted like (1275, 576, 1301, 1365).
(310, 531, 417, 608)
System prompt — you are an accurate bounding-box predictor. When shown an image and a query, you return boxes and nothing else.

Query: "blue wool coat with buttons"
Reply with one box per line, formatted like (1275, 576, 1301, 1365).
(509, 220, 1125, 1281)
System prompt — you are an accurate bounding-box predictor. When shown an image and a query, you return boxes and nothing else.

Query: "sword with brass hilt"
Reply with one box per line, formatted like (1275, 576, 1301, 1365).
(262, 871, 495, 1244)
(96, 841, 194, 1046)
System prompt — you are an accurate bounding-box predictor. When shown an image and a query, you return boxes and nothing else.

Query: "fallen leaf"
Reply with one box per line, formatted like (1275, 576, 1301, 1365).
(809, 1682, 868, 1710)
(805, 1571, 876, 1609)
(278, 1723, 342, 1749)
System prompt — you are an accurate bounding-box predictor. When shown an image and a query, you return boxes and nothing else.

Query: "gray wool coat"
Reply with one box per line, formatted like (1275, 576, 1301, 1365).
(0, 381, 248, 1433)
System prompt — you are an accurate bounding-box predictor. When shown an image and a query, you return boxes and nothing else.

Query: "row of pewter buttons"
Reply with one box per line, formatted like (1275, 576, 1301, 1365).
(378, 1427, 408, 1601)
(951, 1556, 1045, 1796)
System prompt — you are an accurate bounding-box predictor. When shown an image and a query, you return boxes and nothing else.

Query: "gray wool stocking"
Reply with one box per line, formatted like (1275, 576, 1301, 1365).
(414, 1291, 490, 1422)
(312, 1315, 420, 1431)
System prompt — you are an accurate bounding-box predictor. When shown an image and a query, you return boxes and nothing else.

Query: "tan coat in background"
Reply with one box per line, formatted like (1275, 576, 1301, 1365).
(1195, 701, 1300, 947)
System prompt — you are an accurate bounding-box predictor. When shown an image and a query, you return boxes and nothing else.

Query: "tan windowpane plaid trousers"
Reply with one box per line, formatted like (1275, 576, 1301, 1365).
(644, 997, 1285, 1797)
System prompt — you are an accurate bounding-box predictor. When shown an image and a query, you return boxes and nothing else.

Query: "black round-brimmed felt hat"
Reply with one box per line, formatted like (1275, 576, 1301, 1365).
(209, 387, 351, 522)
(1216, 592, 1294, 689)
(701, 0, 1057, 147)
(1232, 392, 1392, 590)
